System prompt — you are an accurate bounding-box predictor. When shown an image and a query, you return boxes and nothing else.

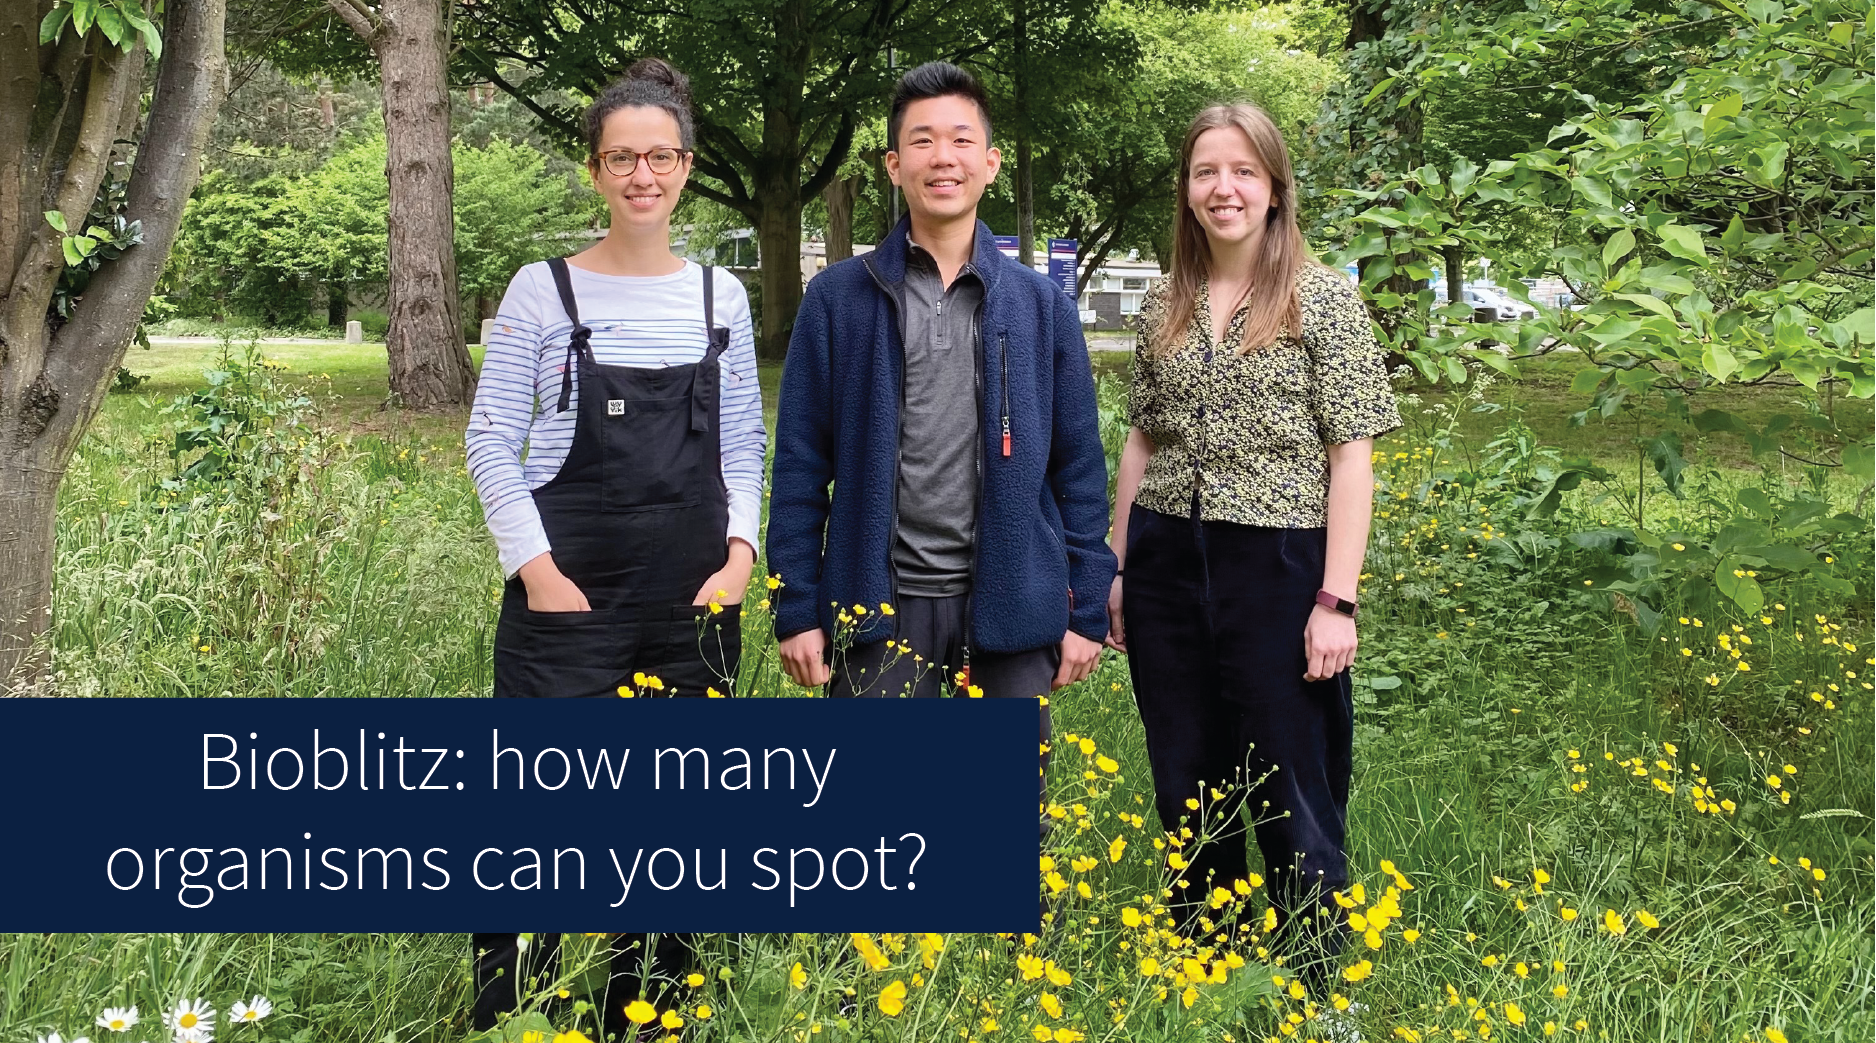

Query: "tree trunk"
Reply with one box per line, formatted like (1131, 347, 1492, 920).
(376, 0, 474, 406)
(0, 0, 227, 690)
(1443, 243, 1463, 304)
(327, 0, 476, 407)
(1345, 0, 1425, 338)
(871, 148, 891, 243)
(823, 174, 859, 264)
(1076, 218, 1123, 297)
(0, 468, 59, 688)
(755, 191, 804, 362)
(746, 0, 815, 362)
(1014, 0, 1034, 268)
(328, 279, 348, 327)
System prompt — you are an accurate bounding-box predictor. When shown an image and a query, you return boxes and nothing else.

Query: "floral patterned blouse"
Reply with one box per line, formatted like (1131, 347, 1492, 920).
(1128, 262, 1402, 527)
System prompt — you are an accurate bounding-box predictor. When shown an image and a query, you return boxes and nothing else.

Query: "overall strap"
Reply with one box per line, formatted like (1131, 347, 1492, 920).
(701, 265, 728, 360)
(546, 256, 593, 413)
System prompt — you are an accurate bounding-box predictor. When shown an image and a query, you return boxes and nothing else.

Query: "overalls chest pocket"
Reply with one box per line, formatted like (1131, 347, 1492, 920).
(600, 360, 712, 513)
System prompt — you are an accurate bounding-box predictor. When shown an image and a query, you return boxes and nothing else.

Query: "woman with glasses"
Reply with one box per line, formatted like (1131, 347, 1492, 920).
(465, 56, 762, 1036)
(1105, 104, 1400, 999)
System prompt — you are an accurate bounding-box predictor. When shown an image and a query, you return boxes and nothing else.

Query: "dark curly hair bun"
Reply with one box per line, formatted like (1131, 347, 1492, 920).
(584, 56, 695, 156)
(625, 57, 691, 105)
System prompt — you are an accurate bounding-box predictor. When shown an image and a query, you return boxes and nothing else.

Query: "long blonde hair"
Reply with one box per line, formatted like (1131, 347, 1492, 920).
(1153, 104, 1309, 356)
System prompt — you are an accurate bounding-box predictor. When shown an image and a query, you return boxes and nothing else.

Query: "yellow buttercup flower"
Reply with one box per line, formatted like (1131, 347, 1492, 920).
(790, 962, 807, 990)
(878, 980, 907, 1016)
(1603, 909, 1627, 936)
(624, 1001, 657, 1024)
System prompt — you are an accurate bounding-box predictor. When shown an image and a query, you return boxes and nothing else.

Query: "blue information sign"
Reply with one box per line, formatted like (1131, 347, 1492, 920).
(1047, 239, 1078, 297)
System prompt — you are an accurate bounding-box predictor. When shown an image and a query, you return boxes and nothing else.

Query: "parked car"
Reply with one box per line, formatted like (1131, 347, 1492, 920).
(1433, 283, 1537, 321)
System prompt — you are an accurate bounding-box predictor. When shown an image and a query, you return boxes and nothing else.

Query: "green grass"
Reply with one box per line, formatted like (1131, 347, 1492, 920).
(1090, 351, 1873, 473)
(12, 340, 1871, 1043)
(120, 339, 1872, 476)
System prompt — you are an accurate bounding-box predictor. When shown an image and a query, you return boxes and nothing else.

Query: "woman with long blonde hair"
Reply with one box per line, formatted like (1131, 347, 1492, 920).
(1106, 103, 1400, 994)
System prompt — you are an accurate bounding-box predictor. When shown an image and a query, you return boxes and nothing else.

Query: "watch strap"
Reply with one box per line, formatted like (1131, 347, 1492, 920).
(1315, 589, 1358, 618)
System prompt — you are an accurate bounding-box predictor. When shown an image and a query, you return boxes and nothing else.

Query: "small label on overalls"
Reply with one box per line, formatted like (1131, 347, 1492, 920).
(607, 399, 625, 415)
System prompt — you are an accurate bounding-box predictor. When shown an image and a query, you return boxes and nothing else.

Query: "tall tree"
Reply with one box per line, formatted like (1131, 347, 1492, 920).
(321, 0, 477, 408)
(457, 0, 995, 359)
(1, 0, 227, 688)
(983, 0, 1175, 270)
(1002, 3, 1333, 284)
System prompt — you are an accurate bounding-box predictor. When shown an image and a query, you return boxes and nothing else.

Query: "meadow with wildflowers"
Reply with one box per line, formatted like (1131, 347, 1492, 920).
(2, 342, 1869, 1043)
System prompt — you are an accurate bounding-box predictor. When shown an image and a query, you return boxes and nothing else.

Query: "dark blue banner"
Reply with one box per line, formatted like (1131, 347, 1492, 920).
(0, 698, 1037, 932)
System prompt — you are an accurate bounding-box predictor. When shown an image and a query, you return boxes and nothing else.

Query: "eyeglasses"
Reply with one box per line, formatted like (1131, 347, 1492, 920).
(596, 147, 691, 177)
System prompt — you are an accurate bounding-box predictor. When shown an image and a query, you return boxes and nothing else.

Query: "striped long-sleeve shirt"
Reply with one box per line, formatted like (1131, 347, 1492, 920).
(467, 259, 766, 578)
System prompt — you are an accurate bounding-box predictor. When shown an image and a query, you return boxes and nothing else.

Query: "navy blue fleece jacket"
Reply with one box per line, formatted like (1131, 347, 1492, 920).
(767, 217, 1117, 654)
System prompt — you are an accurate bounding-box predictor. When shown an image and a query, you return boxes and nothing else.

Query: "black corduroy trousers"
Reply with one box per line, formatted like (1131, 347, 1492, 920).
(1122, 503, 1354, 988)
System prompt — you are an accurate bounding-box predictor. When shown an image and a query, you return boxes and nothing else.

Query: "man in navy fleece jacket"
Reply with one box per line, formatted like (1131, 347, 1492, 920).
(767, 62, 1115, 710)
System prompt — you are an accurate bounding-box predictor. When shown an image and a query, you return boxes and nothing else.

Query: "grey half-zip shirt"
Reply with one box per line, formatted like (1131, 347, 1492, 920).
(893, 236, 985, 598)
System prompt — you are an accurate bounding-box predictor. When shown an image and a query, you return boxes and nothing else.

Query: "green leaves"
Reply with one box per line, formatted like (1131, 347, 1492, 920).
(1654, 224, 1707, 264)
(35, 0, 160, 56)
(1701, 342, 1739, 384)
(60, 234, 98, 267)
(1714, 555, 1765, 614)
(1644, 433, 1688, 498)
(39, 4, 72, 44)
(1601, 229, 1635, 269)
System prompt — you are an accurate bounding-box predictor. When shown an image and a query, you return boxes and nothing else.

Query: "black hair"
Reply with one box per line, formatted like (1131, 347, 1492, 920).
(583, 57, 695, 156)
(887, 61, 992, 151)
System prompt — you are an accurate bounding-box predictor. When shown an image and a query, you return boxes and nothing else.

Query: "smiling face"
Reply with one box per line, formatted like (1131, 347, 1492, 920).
(886, 94, 1001, 225)
(587, 105, 691, 230)
(1185, 125, 1275, 252)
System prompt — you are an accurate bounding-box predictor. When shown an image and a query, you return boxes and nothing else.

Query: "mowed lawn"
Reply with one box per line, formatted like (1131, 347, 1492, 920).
(115, 336, 1871, 476)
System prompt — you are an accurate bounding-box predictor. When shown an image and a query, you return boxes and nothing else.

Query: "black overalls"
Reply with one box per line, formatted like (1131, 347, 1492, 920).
(474, 257, 738, 1037)
(492, 256, 740, 699)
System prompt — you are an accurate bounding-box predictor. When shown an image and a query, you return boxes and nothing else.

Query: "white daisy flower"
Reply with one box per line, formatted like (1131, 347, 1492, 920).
(161, 999, 215, 1037)
(37, 1034, 92, 1043)
(230, 997, 272, 1024)
(173, 1030, 213, 1043)
(97, 1007, 140, 1032)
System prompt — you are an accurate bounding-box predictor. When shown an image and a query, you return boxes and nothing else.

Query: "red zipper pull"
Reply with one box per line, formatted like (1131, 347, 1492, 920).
(1001, 417, 1012, 457)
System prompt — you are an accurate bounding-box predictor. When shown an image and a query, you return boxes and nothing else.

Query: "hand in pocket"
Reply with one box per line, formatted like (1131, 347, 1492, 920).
(518, 553, 591, 612)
